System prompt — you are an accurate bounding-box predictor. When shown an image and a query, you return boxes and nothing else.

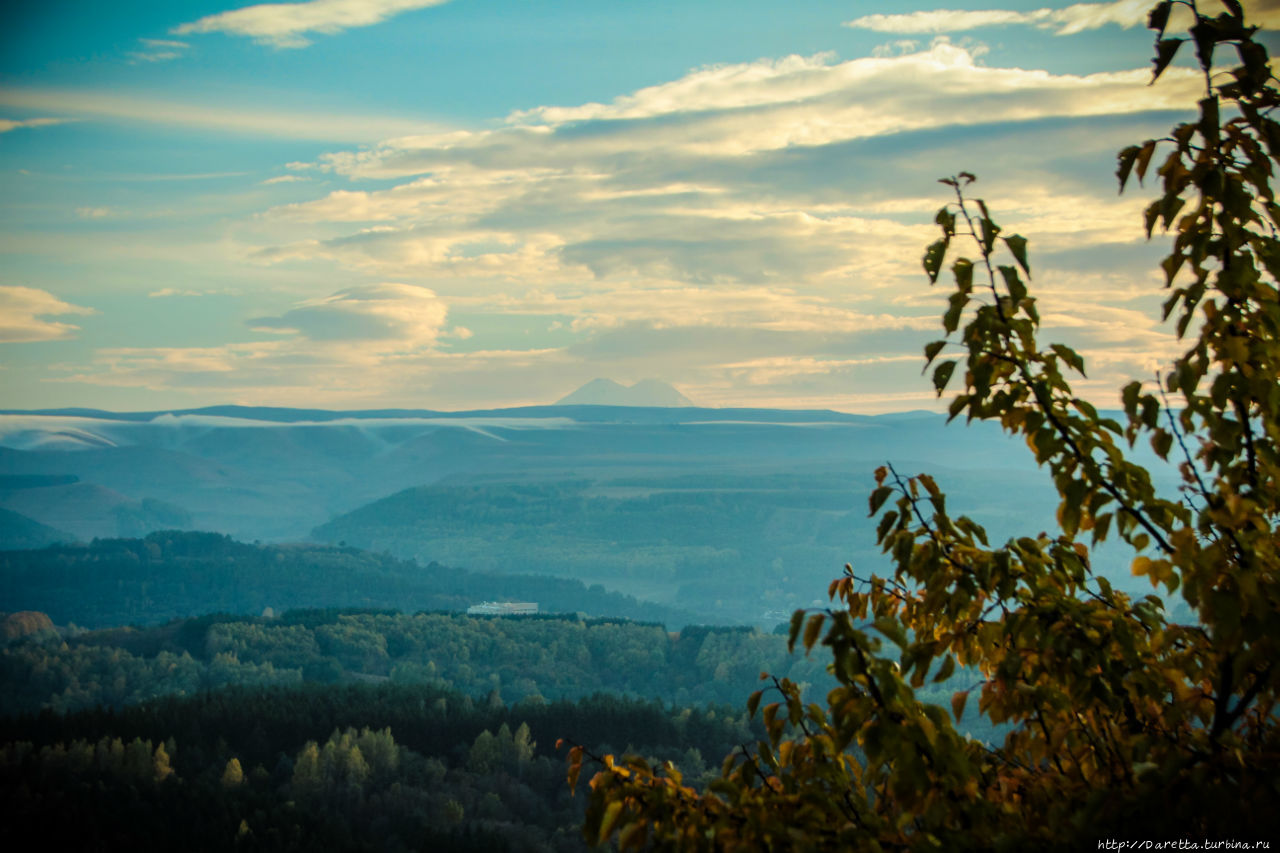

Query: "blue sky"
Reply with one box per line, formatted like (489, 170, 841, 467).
(2, 0, 1276, 412)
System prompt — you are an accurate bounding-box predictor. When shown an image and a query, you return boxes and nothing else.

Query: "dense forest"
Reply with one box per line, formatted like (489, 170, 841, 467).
(0, 596, 1001, 849)
(0, 606, 847, 716)
(1, 680, 757, 851)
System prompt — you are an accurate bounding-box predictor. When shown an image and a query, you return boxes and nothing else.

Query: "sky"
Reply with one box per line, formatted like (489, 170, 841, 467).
(2, 0, 1277, 413)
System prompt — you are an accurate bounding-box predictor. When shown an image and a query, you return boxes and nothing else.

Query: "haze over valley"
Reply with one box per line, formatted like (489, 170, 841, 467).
(0, 381, 1175, 625)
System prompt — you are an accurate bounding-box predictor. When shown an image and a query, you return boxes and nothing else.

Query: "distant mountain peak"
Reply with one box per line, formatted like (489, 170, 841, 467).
(555, 378, 694, 407)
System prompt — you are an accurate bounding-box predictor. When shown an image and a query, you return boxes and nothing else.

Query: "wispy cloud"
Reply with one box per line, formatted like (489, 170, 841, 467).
(846, 0, 1280, 36)
(148, 288, 233, 298)
(40, 36, 1203, 409)
(0, 286, 95, 343)
(75, 207, 115, 219)
(174, 0, 454, 49)
(262, 174, 310, 185)
(845, 1, 1147, 35)
(330, 43, 1197, 177)
(0, 88, 445, 142)
(0, 117, 74, 134)
(256, 41, 1190, 298)
(248, 283, 449, 345)
(128, 38, 190, 63)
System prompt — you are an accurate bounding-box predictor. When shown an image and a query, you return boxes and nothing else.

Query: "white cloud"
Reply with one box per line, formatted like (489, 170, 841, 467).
(56, 340, 570, 409)
(479, 285, 932, 334)
(128, 38, 190, 63)
(174, 0, 454, 49)
(846, 0, 1280, 36)
(846, 1, 1148, 35)
(45, 36, 1203, 411)
(0, 88, 445, 142)
(502, 41, 1191, 131)
(0, 286, 95, 343)
(715, 354, 922, 385)
(248, 41, 1190, 301)
(262, 174, 310, 185)
(148, 288, 229, 298)
(0, 117, 73, 134)
(248, 282, 449, 346)
(75, 207, 115, 219)
(871, 40, 921, 58)
(52, 284, 468, 405)
(213, 38, 1194, 414)
(312, 43, 1197, 180)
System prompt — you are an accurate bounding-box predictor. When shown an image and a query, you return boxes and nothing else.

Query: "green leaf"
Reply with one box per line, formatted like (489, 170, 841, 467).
(873, 617, 908, 649)
(1003, 234, 1030, 275)
(1152, 38, 1184, 82)
(943, 292, 968, 334)
(999, 265, 1027, 303)
(869, 485, 894, 516)
(1121, 380, 1142, 416)
(1147, 0, 1173, 36)
(1117, 145, 1140, 190)
(876, 510, 899, 543)
(1151, 429, 1173, 460)
(923, 238, 949, 283)
(952, 258, 974, 293)
(1050, 344, 1086, 376)
(1135, 139, 1158, 183)
(932, 360, 957, 394)
(979, 217, 1000, 254)
(935, 207, 956, 236)
(1161, 253, 1186, 286)
(933, 655, 956, 683)
(923, 339, 947, 367)
(1189, 21, 1215, 75)
(1198, 95, 1220, 147)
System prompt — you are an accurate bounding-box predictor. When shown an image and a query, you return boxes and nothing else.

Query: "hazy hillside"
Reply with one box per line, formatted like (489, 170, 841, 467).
(0, 404, 1180, 622)
(0, 405, 1050, 546)
(0, 479, 190, 541)
(313, 469, 1068, 624)
(0, 508, 75, 550)
(0, 531, 695, 629)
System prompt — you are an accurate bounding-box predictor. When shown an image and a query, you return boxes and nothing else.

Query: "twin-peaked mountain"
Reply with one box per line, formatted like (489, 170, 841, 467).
(555, 378, 693, 407)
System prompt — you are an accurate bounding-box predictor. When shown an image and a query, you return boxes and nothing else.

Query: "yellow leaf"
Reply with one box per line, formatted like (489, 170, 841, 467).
(803, 613, 826, 652)
(598, 800, 625, 845)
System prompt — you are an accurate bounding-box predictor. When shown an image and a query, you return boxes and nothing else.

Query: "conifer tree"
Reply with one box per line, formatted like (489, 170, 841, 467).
(220, 757, 244, 789)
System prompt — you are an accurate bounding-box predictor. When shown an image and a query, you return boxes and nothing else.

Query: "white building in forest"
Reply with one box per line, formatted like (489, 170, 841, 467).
(467, 601, 538, 616)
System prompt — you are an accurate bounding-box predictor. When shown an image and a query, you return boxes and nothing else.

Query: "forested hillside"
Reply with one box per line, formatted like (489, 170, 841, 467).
(0, 680, 756, 852)
(0, 531, 693, 628)
(0, 602, 1000, 850)
(0, 607, 846, 717)
(313, 471, 1064, 623)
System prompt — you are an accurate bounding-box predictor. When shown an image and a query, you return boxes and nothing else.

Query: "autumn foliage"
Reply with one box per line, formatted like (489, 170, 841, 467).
(565, 2, 1280, 848)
